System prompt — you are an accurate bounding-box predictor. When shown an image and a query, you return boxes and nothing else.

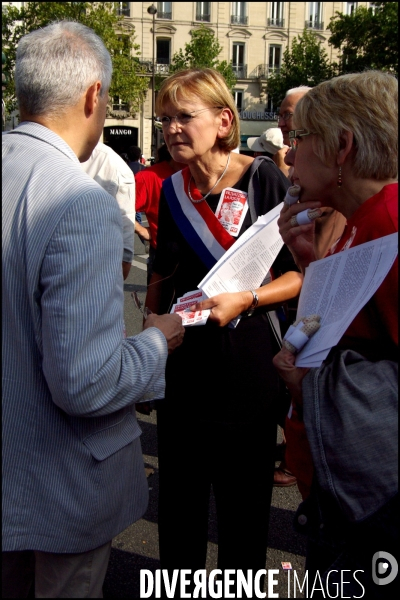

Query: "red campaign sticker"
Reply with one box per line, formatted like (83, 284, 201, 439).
(215, 187, 249, 237)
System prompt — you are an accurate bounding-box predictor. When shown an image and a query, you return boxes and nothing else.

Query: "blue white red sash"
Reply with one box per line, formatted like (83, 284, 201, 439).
(163, 167, 236, 270)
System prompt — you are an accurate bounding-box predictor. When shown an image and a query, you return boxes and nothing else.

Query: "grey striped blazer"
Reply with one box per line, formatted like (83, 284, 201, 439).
(2, 122, 167, 553)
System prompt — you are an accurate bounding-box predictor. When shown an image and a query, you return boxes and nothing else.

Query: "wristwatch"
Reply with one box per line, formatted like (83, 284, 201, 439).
(245, 290, 259, 317)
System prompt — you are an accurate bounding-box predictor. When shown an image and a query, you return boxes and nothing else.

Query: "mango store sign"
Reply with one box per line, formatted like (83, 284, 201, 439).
(108, 128, 134, 135)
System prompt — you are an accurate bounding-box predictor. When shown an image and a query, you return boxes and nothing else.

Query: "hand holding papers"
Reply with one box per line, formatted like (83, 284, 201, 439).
(171, 202, 285, 327)
(293, 233, 398, 367)
(199, 202, 284, 297)
(170, 290, 210, 326)
(283, 315, 321, 354)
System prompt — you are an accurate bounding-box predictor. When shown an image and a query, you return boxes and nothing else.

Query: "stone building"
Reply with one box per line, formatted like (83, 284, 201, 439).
(109, 1, 374, 159)
(3, 2, 376, 157)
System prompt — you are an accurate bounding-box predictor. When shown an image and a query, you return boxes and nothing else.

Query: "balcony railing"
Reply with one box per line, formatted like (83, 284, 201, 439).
(248, 65, 281, 79)
(196, 13, 211, 22)
(116, 7, 130, 17)
(267, 17, 285, 27)
(231, 15, 248, 25)
(138, 59, 171, 75)
(232, 65, 247, 79)
(155, 63, 170, 74)
(305, 19, 324, 29)
(112, 103, 130, 112)
(157, 11, 172, 19)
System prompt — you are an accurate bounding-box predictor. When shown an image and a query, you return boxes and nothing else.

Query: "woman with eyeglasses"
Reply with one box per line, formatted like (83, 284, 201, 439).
(144, 68, 302, 588)
(274, 71, 398, 597)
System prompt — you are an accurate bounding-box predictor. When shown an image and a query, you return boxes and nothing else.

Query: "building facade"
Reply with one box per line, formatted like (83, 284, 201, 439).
(110, 1, 374, 158)
(3, 2, 375, 157)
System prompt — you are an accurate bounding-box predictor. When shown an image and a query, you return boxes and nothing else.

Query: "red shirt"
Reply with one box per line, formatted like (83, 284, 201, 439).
(329, 183, 398, 358)
(135, 162, 176, 249)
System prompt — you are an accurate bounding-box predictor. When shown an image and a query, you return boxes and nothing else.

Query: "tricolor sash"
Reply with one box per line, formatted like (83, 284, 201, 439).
(163, 168, 237, 270)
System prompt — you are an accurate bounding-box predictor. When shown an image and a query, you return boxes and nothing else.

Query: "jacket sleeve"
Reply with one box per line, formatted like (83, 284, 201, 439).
(40, 189, 168, 417)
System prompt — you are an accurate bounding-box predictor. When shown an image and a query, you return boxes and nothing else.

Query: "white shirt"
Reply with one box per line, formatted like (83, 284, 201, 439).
(81, 142, 135, 262)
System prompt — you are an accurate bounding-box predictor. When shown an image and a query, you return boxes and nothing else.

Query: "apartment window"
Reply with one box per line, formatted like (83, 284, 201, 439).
(346, 2, 357, 15)
(196, 2, 211, 22)
(369, 3, 378, 14)
(231, 2, 247, 26)
(157, 2, 172, 20)
(306, 2, 323, 29)
(115, 2, 130, 17)
(232, 43, 246, 78)
(268, 45, 281, 74)
(266, 96, 275, 113)
(234, 90, 244, 113)
(112, 96, 129, 112)
(156, 38, 170, 72)
(269, 2, 284, 27)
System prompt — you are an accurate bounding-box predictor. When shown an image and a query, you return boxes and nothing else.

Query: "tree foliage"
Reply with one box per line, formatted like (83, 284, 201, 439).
(327, 2, 398, 75)
(168, 25, 237, 91)
(266, 29, 335, 104)
(1, 2, 149, 116)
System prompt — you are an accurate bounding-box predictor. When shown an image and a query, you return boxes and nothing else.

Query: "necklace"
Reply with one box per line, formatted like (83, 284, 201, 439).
(188, 152, 231, 204)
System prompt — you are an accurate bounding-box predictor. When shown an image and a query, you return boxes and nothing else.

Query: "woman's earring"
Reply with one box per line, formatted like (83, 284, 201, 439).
(337, 166, 342, 188)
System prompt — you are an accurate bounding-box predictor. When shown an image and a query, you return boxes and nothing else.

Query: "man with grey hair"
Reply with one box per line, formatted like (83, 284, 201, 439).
(278, 86, 313, 146)
(2, 21, 184, 598)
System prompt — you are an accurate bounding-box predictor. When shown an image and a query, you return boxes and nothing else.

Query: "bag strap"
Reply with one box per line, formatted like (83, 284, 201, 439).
(248, 156, 283, 346)
(267, 311, 282, 348)
(247, 155, 275, 224)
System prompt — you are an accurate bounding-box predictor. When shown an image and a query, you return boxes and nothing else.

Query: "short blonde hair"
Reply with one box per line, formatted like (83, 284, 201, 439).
(294, 71, 398, 180)
(156, 68, 240, 152)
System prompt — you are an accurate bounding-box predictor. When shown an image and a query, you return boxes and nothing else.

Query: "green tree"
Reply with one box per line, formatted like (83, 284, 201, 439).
(267, 29, 335, 105)
(168, 25, 236, 91)
(1, 2, 149, 117)
(328, 2, 398, 74)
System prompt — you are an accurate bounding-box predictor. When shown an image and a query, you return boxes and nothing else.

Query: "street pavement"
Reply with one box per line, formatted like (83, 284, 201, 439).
(103, 232, 306, 599)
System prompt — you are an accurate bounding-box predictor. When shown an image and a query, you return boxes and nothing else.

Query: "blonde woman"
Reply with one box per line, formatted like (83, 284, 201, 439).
(145, 68, 302, 589)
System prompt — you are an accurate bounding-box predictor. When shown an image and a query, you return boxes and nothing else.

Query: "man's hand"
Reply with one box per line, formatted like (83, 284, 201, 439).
(144, 313, 185, 353)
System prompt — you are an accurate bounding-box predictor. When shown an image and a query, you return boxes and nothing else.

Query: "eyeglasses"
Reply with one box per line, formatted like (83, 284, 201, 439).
(131, 291, 152, 320)
(288, 129, 316, 151)
(277, 111, 294, 122)
(155, 107, 224, 127)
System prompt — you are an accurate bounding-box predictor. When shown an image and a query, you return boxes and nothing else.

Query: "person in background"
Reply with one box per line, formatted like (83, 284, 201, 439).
(247, 127, 290, 178)
(275, 84, 347, 492)
(274, 70, 398, 598)
(2, 21, 185, 599)
(145, 67, 302, 594)
(127, 145, 146, 175)
(278, 86, 313, 147)
(126, 145, 147, 245)
(135, 143, 185, 284)
(81, 141, 135, 280)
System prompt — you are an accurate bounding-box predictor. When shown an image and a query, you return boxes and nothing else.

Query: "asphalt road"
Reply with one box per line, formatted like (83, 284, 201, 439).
(103, 232, 306, 599)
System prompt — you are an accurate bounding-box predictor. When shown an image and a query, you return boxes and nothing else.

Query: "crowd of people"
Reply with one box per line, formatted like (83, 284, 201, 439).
(2, 19, 398, 600)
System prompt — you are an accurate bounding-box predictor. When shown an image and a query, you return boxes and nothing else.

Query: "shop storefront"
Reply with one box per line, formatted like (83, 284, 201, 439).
(239, 108, 279, 154)
(102, 125, 139, 155)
